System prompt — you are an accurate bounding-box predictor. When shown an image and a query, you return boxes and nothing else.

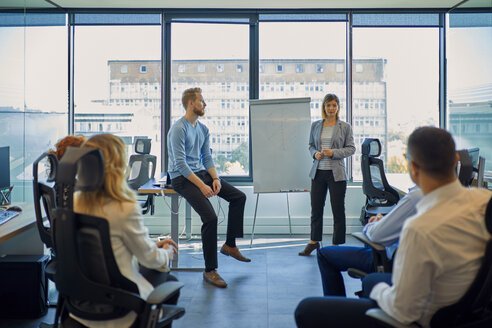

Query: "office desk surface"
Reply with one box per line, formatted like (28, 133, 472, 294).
(138, 178, 177, 195)
(0, 203, 35, 243)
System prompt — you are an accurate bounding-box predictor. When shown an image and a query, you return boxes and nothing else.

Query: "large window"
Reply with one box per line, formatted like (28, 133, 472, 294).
(0, 13, 67, 201)
(352, 17, 440, 180)
(259, 21, 347, 122)
(447, 13, 492, 171)
(74, 22, 162, 171)
(171, 22, 250, 176)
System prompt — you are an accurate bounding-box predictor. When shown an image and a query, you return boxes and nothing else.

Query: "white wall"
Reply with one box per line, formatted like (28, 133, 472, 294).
(144, 184, 365, 236)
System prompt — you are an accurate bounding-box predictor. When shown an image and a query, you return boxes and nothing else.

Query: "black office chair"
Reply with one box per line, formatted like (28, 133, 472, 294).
(128, 138, 157, 215)
(33, 152, 63, 328)
(457, 149, 475, 187)
(53, 147, 185, 328)
(360, 138, 400, 226)
(348, 232, 393, 277)
(366, 196, 492, 328)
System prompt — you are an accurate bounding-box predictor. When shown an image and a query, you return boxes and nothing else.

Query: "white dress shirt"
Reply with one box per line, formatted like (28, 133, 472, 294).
(72, 197, 174, 328)
(370, 180, 492, 327)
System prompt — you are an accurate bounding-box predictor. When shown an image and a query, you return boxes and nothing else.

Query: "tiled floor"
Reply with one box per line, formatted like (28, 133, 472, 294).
(1, 234, 364, 328)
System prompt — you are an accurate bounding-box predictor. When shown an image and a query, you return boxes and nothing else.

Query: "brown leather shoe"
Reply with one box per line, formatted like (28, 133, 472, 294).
(298, 242, 320, 256)
(203, 270, 227, 288)
(220, 244, 251, 262)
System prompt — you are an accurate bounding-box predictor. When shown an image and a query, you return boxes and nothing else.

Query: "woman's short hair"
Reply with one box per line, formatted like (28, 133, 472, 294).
(78, 134, 136, 210)
(51, 135, 86, 160)
(182, 87, 202, 109)
(321, 93, 340, 120)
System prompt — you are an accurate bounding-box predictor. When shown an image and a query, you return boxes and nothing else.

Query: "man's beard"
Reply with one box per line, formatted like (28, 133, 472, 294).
(193, 107, 205, 117)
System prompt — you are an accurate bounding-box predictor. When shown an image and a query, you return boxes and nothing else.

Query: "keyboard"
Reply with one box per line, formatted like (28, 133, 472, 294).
(0, 210, 19, 225)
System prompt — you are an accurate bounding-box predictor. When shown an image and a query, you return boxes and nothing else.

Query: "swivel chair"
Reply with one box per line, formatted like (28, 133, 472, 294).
(33, 152, 62, 328)
(53, 147, 185, 328)
(360, 138, 400, 226)
(366, 196, 492, 328)
(128, 138, 157, 215)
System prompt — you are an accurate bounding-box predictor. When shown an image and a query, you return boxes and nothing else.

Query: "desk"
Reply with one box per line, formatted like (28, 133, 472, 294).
(0, 203, 44, 256)
(138, 179, 200, 271)
(386, 173, 415, 196)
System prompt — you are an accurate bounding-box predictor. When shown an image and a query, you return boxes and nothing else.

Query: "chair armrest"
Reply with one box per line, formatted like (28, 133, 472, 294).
(352, 232, 386, 252)
(365, 309, 420, 328)
(347, 268, 368, 279)
(156, 304, 185, 328)
(147, 281, 184, 305)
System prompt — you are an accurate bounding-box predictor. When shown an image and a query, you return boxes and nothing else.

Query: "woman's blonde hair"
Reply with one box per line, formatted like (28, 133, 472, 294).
(77, 134, 136, 211)
(321, 93, 340, 120)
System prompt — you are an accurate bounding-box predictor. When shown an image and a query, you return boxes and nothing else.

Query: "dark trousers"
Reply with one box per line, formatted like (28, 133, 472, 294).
(317, 246, 374, 296)
(295, 273, 392, 328)
(310, 169, 347, 244)
(171, 170, 246, 271)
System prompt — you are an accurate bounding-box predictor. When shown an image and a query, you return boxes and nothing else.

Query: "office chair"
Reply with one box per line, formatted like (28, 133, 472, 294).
(366, 196, 492, 328)
(53, 147, 184, 328)
(33, 152, 63, 328)
(347, 232, 393, 278)
(360, 138, 400, 226)
(457, 149, 475, 187)
(128, 138, 157, 215)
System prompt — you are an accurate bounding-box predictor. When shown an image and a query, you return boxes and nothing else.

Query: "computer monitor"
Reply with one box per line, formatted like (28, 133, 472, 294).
(467, 148, 480, 169)
(477, 156, 486, 188)
(0, 146, 10, 190)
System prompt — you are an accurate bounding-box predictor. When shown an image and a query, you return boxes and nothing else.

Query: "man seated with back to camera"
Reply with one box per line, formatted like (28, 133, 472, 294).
(167, 87, 249, 288)
(295, 126, 492, 328)
(317, 185, 423, 296)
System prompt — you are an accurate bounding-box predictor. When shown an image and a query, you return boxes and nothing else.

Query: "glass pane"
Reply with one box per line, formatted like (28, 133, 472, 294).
(353, 28, 439, 181)
(259, 22, 347, 122)
(0, 17, 68, 202)
(74, 25, 162, 172)
(171, 23, 250, 176)
(447, 13, 492, 171)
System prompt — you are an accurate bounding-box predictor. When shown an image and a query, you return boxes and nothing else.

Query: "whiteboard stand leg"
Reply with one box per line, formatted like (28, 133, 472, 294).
(286, 193, 292, 237)
(250, 193, 260, 248)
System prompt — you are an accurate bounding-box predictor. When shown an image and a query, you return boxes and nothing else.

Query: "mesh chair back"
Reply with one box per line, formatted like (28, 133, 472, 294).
(361, 138, 400, 207)
(32, 152, 58, 248)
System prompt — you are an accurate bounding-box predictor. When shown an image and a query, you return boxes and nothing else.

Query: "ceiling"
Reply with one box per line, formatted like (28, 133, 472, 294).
(0, 0, 491, 10)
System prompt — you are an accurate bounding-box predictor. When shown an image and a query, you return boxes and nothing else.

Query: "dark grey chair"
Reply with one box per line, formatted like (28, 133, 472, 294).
(128, 138, 157, 215)
(360, 138, 400, 226)
(53, 147, 184, 328)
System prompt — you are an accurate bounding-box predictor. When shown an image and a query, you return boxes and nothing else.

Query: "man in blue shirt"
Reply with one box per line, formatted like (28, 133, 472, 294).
(317, 187, 423, 296)
(168, 87, 250, 288)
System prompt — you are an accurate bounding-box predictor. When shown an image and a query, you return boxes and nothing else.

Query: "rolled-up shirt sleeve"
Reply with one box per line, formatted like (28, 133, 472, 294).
(370, 225, 439, 324)
(363, 188, 421, 246)
(169, 124, 194, 178)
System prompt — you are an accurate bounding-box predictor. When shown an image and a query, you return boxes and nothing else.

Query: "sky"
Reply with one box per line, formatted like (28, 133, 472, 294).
(0, 22, 490, 132)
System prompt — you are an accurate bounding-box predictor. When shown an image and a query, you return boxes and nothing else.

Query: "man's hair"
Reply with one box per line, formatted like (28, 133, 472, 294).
(182, 87, 202, 109)
(321, 93, 340, 120)
(407, 127, 456, 179)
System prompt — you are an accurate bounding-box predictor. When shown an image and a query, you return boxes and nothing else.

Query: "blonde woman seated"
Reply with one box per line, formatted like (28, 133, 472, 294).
(73, 134, 179, 327)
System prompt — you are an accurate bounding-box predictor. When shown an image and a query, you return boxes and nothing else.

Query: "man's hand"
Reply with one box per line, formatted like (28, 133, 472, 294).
(368, 213, 384, 223)
(199, 184, 215, 198)
(212, 178, 221, 195)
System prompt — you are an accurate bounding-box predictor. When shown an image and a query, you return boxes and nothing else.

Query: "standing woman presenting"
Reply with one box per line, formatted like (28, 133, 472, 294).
(299, 94, 355, 256)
